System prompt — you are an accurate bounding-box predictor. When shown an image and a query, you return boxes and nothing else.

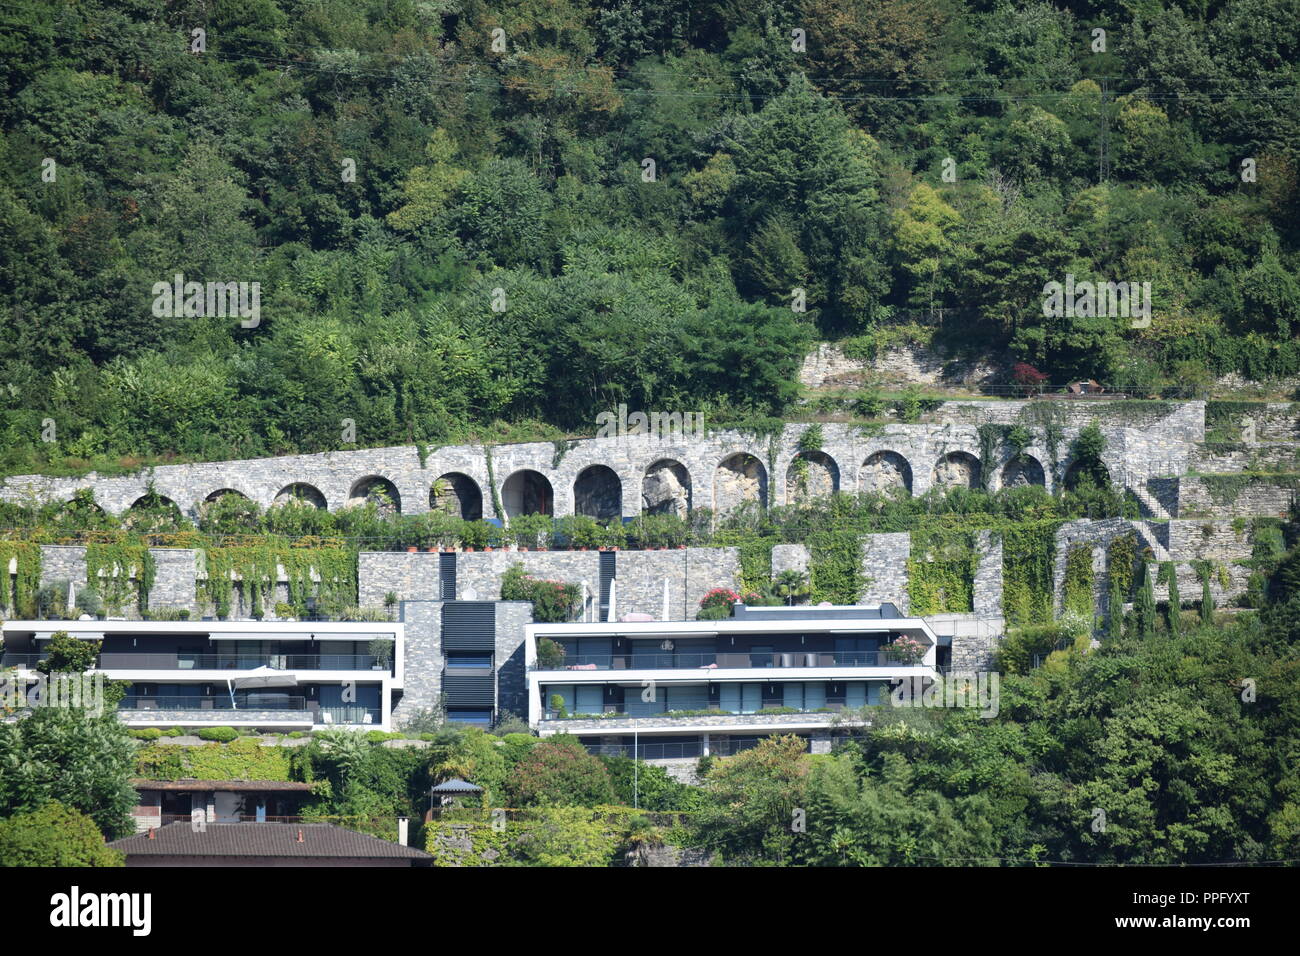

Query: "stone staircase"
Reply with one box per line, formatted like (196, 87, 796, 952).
(1128, 481, 1172, 521)
(1132, 521, 1171, 564)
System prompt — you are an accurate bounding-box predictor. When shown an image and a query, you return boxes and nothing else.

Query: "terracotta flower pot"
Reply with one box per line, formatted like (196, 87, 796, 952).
(465, 547, 475, 552)
(406, 547, 418, 553)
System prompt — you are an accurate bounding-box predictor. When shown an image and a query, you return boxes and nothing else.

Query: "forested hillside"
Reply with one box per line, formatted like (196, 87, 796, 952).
(3, 0, 1299, 475)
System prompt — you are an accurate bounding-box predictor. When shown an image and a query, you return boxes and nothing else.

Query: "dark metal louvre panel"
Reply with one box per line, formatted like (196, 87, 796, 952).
(442, 601, 495, 652)
(442, 673, 495, 707)
(439, 552, 457, 600)
(599, 551, 617, 622)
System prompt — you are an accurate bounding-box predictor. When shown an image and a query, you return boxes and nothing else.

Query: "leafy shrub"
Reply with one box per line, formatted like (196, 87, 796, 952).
(196, 726, 239, 742)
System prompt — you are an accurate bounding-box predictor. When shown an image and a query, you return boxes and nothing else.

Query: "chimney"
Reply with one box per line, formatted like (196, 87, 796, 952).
(398, 817, 409, 846)
(297, 828, 304, 843)
(148, 828, 156, 840)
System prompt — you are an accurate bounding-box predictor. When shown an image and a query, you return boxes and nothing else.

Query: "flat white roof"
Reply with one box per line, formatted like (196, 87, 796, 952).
(527, 616, 937, 643)
(2, 620, 402, 639)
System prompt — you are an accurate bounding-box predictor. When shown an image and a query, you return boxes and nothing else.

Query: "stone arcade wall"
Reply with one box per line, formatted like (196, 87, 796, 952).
(0, 406, 1209, 522)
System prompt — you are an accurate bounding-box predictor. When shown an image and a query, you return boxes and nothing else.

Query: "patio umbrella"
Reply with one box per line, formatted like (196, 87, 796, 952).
(227, 667, 298, 709)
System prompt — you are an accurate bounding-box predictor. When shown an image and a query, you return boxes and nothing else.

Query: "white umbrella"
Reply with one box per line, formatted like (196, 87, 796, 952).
(227, 667, 298, 709)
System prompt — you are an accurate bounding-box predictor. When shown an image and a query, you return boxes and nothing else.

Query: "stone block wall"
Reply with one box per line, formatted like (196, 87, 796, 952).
(359, 547, 739, 621)
(1177, 477, 1297, 518)
(860, 533, 910, 611)
(973, 530, 1003, 616)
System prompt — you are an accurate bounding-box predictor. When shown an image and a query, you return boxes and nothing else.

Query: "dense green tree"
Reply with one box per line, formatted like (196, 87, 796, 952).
(0, 801, 124, 867)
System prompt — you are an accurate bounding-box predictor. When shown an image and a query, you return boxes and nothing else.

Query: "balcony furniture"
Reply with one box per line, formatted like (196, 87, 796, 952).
(817, 653, 835, 666)
(362, 712, 373, 724)
(321, 712, 334, 724)
(698, 662, 717, 670)
(779, 653, 796, 668)
(201, 699, 213, 710)
(716, 653, 748, 668)
(610, 657, 628, 670)
(567, 663, 598, 670)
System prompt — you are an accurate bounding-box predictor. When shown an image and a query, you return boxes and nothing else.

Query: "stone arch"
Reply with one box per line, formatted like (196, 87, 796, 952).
(348, 475, 402, 515)
(274, 483, 327, 509)
(1064, 458, 1110, 490)
(785, 451, 840, 504)
(123, 492, 186, 532)
(502, 469, 554, 518)
(1001, 455, 1046, 489)
(573, 465, 622, 520)
(642, 459, 692, 518)
(714, 453, 768, 514)
(933, 451, 981, 490)
(431, 473, 482, 521)
(204, 488, 251, 503)
(859, 451, 913, 497)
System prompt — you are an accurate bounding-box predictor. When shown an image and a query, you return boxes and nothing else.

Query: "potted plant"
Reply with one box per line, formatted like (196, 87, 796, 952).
(384, 592, 398, 619)
(536, 637, 566, 669)
(368, 638, 395, 671)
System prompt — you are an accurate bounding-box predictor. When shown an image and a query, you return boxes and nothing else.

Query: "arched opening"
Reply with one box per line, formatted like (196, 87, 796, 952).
(933, 452, 982, 490)
(198, 489, 260, 533)
(642, 459, 692, 518)
(431, 473, 483, 521)
(785, 451, 840, 505)
(502, 469, 553, 518)
(124, 492, 186, 532)
(860, 451, 913, 497)
(573, 465, 623, 521)
(714, 453, 768, 515)
(274, 483, 327, 509)
(1001, 456, 1046, 489)
(348, 476, 401, 515)
(1065, 458, 1110, 490)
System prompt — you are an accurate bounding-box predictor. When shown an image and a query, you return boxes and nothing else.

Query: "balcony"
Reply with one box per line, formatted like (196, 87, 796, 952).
(537, 708, 865, 736)
(119, 695, 308, 712)
(3, 652, 388, 672)
(532, 650, 923, 672)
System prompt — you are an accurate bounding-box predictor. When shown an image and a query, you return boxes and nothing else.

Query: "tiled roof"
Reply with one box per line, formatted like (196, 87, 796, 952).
(109, 822, 431, 859)
(131, 778, 315, 792)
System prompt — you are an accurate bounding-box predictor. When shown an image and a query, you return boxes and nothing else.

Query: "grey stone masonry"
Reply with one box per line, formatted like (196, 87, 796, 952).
(771, 544, 811, 577)
(540, 711, 847, 735)
(860, 533, 910, 611)
(0, 406, 1208, 520)
(392, 600, 441, 727)
(1191, 442, 1300, 474)
(37, 545, 199, 619)
(359, 547, 739, 621)
(1176, 477, 1298, 518)
(120, 710, 313, 726)
(973, 531, 1003, 616)
(494, 601, 533, 719)
(928, 614, 1004, 674)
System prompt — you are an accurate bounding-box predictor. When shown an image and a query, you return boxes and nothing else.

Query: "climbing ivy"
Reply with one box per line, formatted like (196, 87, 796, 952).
(85, 541, 154, 616)
(0, 540, 42, 616)
(1001, 522, 1059, 625)
(484, 445, 505, 521)
(200, 540, 357, 620)
(1062, 544, 1095, 618)
(907, 527, 976, 614)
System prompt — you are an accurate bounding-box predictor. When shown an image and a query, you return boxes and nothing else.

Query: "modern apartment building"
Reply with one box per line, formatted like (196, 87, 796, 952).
(0, 619, 404, 731)
(524, 603, 941, 763)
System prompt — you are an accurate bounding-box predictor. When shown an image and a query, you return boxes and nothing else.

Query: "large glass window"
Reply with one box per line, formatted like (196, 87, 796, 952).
(575, 684, 603, 714)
